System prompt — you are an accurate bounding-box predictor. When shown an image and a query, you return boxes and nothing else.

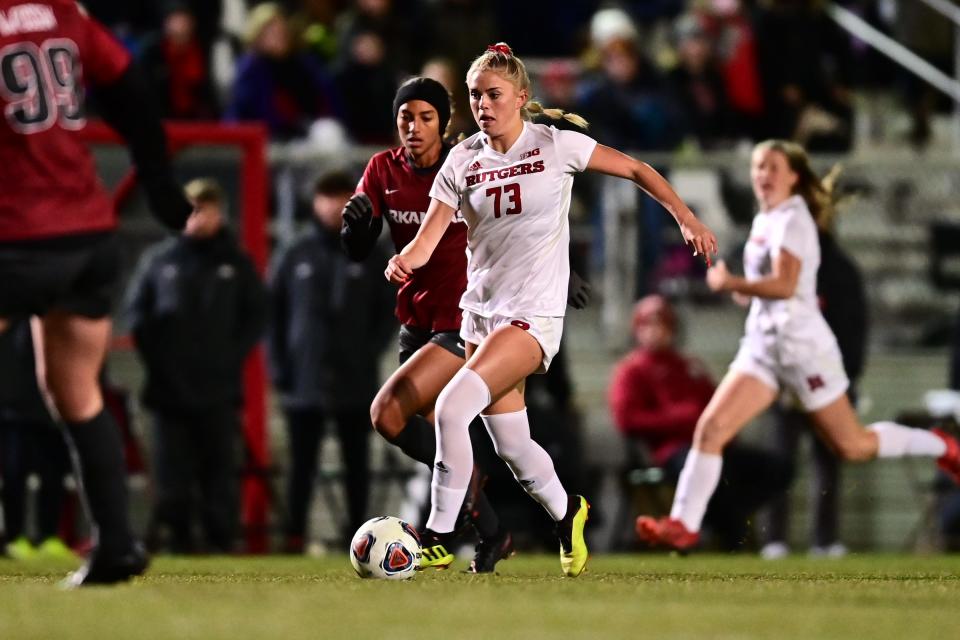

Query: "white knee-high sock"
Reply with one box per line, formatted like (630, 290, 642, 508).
(482, 409, 569, 521)
(669, 449, 722, 532)
(868, 421, 947, 458)
(426, 368, 491, 533)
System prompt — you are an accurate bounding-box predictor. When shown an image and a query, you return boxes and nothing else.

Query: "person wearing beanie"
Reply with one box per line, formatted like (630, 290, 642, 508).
(267, 171, 396, 552)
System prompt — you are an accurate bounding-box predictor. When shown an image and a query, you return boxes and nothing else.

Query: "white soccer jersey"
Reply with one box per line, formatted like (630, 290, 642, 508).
(430, 122, 597, 318)
(741, 194, 833, 350)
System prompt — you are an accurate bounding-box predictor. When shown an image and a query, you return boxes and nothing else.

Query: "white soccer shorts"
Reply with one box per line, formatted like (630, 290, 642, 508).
(460, 311, 564, 374)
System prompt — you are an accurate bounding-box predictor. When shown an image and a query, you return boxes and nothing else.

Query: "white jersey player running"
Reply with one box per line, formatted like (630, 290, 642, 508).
(637, 139, 960, 552)
(385, 42, 718, 577)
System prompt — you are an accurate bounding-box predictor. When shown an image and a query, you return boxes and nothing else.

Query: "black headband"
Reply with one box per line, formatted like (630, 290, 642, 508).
(393, 77, 451, 136)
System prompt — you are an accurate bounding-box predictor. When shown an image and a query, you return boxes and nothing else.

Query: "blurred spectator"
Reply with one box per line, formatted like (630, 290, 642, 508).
(579, 14, 681, 151)
(889, 0, 956, 148)
(695, 0, 766, 140)
(335, 0, 422, 75)
(753, 0, 854, 151)
(333, 30, 398, 144)
(126, 179, 268, 553)
(762, 224, 868, 559)
(666, 14, 731, 149)
(609, 295, 792, 550)
(578, 11, 682, 296)
(0, 318, 74, 560)
(227, 2, 342, 140)
(421, 57, 474, 139)
(268, 171, 395, 552)
(139, 3, 220, 119)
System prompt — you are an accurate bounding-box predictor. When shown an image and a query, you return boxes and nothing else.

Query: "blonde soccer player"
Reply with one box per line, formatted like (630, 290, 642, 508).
(637, 140, 960, 551)
(385, 43, 717, 576)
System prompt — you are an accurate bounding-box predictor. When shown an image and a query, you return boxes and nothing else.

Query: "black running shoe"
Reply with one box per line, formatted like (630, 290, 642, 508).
(61, 542, 149, 588)
(467, 529, 514, 574)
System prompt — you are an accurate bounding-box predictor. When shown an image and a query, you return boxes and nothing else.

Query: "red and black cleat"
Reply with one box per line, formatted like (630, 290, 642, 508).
(932, 428, 960, 485)
(635, 516, 700, 552)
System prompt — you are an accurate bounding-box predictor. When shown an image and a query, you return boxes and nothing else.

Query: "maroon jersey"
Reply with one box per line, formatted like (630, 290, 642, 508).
(357, 146, 468, 332)
(0, 1, 130, 241)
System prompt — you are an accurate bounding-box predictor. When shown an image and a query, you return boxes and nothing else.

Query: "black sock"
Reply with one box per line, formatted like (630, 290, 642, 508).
(65, 409, 133, 555)
(388, 415, 436, 467)
(471, 489, 499, 540)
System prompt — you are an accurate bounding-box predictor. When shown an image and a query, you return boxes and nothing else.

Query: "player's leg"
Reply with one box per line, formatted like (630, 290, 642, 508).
(808, 395, 953, 466)
(638, 370, 778, 550)
(373, 334, 506, 569)
(370, 340, 462, 465)
(41, 310, 146, 585)
(426, 325, 542, 536)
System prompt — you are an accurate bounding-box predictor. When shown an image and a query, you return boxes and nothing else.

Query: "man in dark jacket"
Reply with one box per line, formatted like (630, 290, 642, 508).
(125, 179, 267, 553)
(268, 171, 395, 552)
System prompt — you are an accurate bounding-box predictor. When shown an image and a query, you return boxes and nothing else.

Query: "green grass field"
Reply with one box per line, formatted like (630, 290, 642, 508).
(1, 554, 958, 639)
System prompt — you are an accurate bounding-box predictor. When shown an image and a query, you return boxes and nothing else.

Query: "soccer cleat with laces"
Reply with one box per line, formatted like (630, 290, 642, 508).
(635, 516, 700, 552)
(467, 529, 514, 574)
(932, 428, 960, 484)
(554, 494, 590, 577)
(418, 529, 455, 570)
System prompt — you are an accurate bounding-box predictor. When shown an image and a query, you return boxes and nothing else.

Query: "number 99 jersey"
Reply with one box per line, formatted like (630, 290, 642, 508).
(430, 122, 596, 319)
(0, 1, 131, 241)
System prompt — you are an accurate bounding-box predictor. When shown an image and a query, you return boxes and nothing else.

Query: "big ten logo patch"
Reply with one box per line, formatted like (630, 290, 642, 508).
(518, 147, 540, 160)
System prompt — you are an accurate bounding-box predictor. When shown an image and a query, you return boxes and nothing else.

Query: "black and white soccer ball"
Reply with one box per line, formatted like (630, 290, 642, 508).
(349, 516, 422, 580)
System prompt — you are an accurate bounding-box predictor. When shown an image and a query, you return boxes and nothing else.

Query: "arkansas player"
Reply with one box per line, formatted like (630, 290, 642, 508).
(0, 1, 192, 586)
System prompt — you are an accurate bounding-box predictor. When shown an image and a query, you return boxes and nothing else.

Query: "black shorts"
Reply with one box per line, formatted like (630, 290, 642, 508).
(398, 324, 465, 365)
(0, 232, 121, 319)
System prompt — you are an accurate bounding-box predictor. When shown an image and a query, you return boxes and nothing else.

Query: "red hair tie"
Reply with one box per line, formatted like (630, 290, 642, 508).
(486, 43, 512, 57)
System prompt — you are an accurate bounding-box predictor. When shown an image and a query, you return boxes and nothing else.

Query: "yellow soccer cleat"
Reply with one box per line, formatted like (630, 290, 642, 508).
(555, 495, 590, 577)
(418, 530, 455, 570)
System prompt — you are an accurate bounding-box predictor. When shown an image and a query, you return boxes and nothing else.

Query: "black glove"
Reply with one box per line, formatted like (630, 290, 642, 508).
(341, 192, 382, 261)
(342, 192, 374, 231)
(142, 175, 193, 231)
(567, 270, 592, 310)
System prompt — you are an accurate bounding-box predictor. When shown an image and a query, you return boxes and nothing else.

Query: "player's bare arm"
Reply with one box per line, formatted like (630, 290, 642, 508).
(386, 198, 456, 283)
(707, 250, 801, 300)
(585, 144, 718, 260)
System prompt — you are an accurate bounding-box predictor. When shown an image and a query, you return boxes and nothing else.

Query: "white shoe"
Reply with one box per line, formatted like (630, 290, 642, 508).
(809, 542, 848, 558)
(760, 541, 790, 560)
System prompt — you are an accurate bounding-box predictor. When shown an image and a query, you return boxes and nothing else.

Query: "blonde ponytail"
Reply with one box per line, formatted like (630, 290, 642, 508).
(526, 100, 589, 129)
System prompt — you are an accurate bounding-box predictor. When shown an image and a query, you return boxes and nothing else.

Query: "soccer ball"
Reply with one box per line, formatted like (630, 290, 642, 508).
(349, 516, 421, 580)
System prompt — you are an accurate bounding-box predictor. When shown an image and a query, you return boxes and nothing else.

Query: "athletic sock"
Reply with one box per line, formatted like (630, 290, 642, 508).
(388, 415, 436, 467)
(427, 368, 491, 534)
(64, 409, 134, 555)
(481, 409, 568, 521)
(868, 421, 948, 458)
(669, 449, 723, 532)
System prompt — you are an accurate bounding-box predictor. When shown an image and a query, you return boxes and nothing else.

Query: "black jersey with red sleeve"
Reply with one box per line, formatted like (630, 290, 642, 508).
(0, 1, 131, 241)
(357, 146, 468, 332)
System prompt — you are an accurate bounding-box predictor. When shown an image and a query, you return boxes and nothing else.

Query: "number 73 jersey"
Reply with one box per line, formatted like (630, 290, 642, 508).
(0, 1, 131, 241)
(430, 122, 596, 318)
